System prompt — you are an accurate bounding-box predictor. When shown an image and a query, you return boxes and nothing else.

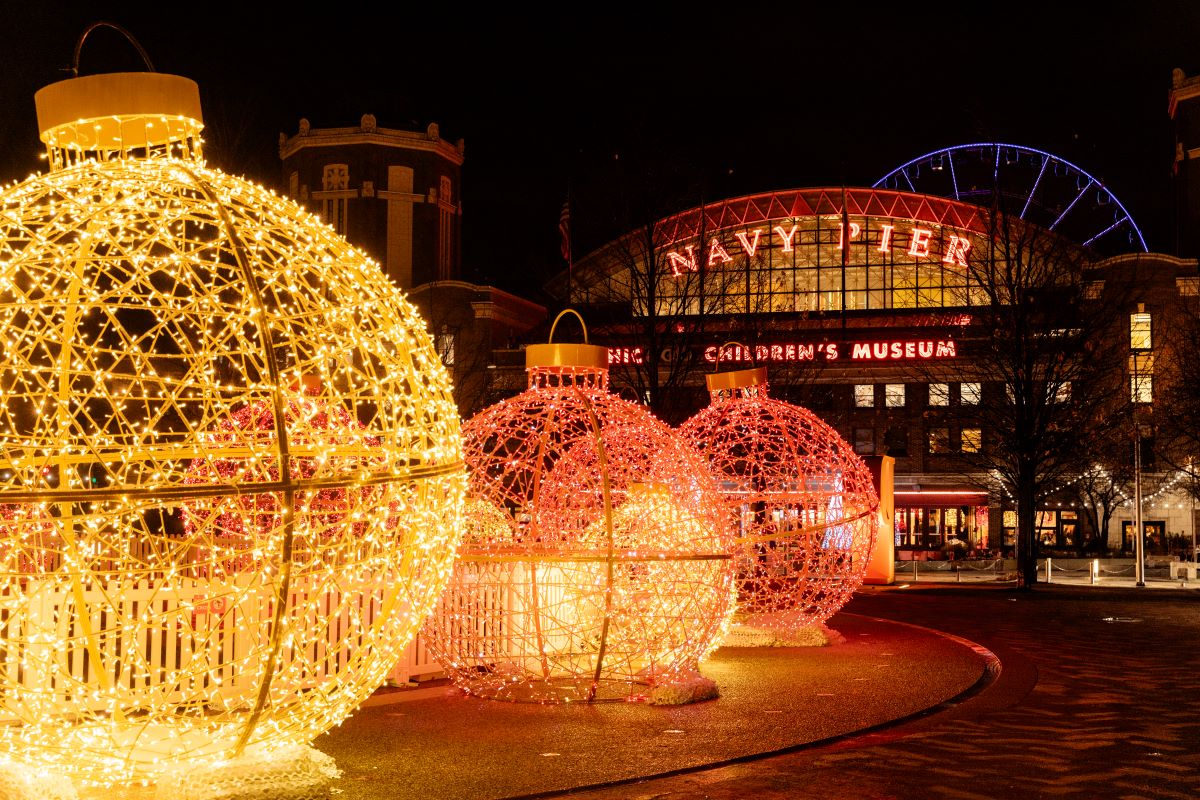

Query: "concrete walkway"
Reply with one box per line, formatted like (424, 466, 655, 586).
(316, 584, 1200, 799)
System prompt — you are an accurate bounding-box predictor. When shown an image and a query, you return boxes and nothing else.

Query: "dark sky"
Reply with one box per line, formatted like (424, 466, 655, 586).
(2, 3, 1199, 297)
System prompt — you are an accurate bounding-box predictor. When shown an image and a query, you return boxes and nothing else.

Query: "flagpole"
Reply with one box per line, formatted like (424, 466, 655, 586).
(560, 195, 573, 307)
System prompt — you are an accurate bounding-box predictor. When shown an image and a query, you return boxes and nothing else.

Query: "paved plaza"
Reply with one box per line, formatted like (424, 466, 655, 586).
(318, 583, 1200, 799)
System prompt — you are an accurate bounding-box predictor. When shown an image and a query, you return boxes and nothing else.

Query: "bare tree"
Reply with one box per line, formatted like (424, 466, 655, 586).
(1070, 460, 1131, 555)
(947, 210, 1134, 588)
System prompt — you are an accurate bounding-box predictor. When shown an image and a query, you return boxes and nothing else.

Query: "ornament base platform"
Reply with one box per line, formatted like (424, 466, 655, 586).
(316, 608, 994, 800)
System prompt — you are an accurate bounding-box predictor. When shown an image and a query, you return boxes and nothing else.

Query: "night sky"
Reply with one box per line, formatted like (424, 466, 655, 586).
(2, 3, 1198, 299)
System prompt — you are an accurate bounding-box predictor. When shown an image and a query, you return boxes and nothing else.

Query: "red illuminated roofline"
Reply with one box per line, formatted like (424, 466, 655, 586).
(652, 187, 988, 251)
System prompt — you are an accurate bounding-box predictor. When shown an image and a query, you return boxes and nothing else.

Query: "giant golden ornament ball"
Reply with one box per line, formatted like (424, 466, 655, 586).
(0, 72, 464, 790)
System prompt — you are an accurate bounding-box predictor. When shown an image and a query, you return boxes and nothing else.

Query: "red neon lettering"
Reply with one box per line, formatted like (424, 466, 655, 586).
(825, 343, 839, 360)
(890, 342, 903, 358)
(905, 341, 916, 358)
(852, 343, 871, 359)
(935, 341, 956, 357)
(708, 238, 733, 266)
(771, 344, 784, 361)
(703, 346, 718, 362)
(918, 342, 933, 357)
(756, 345, 770, 362)
(908, 228, 932, 257)
(785, 344, 796, 360)
(798, 344, 815, 360)
(774, 224, 798, 252)
(943, 235, 972, 266)
(873, 343, 888, 359)
(837, 222, 862, 249)
(667, 245, 697, 277)
(878, 224, 894, 252)
(735, 228, 763, 258)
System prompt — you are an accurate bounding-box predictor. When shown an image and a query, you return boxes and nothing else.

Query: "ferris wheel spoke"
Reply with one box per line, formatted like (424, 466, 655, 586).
(948, 152, 960, 201)
(1082, 216, 1130, 248)
(1021, 155, 1050, 220)
(1049, 178, 1093, 232)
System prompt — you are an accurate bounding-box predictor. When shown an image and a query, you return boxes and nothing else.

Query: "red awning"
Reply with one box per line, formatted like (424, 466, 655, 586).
(894, 491, 988, 508)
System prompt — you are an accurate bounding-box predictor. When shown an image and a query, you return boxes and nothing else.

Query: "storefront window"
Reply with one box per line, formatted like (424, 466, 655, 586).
(854, 428, 874, 454)
(928, 383, 949, 406)
(961, 428, 982, 453)
(885, 384, 905, 407)
(928, 427, 950, 453)
(960, 382, 981, 404)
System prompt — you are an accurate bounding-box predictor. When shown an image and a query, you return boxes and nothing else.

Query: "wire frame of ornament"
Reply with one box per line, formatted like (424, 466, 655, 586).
(679, 364, 878, 641)
(0, 71, 464, 790)
(422, 314, 737, 703)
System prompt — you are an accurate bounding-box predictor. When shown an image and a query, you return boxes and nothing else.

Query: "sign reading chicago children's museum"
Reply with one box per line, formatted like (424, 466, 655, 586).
(608, 339, 958, 365)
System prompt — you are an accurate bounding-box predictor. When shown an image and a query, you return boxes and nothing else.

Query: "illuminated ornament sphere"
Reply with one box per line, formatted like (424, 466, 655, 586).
(680, 367, 878, 641)
(0, 72, 464, 790)
(423, 325, 736, 703)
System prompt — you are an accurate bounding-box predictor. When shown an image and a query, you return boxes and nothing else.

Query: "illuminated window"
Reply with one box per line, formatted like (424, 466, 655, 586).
(928, 383, 949, 406)
(960, 382, 981, 404)
(928, 427, 950, 453)
(1053, 382, 1071, 403)
(1130, 354, 1154, 403)
(1178, 277, 1199, 296)
(1130, 311, 1152, 351)
(961, 428, 982, 453)
(854, 428, 874, 455)
(1085, 281, 1104, 299)
(885, 384, 905, 407)
(854, 384, 875, 408)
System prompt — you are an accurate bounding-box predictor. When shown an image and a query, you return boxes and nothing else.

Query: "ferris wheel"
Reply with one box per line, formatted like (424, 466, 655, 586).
(874, 143, 1148, 256)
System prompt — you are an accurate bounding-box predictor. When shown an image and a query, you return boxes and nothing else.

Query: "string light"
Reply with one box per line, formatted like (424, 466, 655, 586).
(680, 367, 877, 640)
(0, 71, 465, 790)
(422, 316, 736, 703)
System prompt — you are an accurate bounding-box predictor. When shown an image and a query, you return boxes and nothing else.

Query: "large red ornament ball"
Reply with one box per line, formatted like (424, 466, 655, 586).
(423, 338, 737, 702)
(679, 367, 878, 640)
(181, 383, 383, 576)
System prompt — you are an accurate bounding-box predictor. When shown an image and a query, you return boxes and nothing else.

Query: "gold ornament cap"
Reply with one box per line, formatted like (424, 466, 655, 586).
(706, 366, 768, 393)
(527, 309, 608, 369)
(525, 342, 609, 370)
(35, 72, 203, 158)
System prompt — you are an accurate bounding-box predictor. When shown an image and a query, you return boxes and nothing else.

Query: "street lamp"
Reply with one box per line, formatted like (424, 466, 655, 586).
(1133, 421, 1146, 587)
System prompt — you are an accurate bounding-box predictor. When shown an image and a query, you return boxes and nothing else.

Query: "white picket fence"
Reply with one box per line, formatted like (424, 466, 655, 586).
(0, 573, 447, 720)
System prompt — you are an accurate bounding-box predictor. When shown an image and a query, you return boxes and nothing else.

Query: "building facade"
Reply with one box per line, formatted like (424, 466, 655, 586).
(279, 114, 464, 290)
(552, 184, 1200, 561)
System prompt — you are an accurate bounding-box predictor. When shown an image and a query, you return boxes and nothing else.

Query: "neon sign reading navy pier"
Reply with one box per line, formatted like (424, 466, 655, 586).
(666, 219, 973, 277)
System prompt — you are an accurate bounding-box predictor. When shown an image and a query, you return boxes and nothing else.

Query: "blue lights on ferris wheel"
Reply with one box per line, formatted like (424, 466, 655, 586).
(874, 143, 1149, 253)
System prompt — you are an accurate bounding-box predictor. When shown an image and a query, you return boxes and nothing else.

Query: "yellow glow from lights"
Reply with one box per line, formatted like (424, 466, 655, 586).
(423, 352, 735, 703)
(0, 73, 464, 790)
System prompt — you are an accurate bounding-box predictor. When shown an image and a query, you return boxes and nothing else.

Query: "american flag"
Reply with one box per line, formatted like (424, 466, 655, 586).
(558, 199, 571, 264)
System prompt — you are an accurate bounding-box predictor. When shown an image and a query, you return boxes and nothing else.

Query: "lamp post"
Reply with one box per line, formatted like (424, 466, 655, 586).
(1133, 422, 1145, 587)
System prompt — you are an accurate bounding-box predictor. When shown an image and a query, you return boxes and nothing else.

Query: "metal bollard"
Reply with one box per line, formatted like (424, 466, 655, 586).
(1091, 558, 1099, 585)
(914, 561, 919, 583)
(1045, 557, 1052, 584)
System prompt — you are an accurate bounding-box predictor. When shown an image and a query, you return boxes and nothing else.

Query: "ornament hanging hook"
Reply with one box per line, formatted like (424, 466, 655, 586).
(72, 21, 156, 77)
(710, 341, 753, 373)
(548, 308, 590, 345)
